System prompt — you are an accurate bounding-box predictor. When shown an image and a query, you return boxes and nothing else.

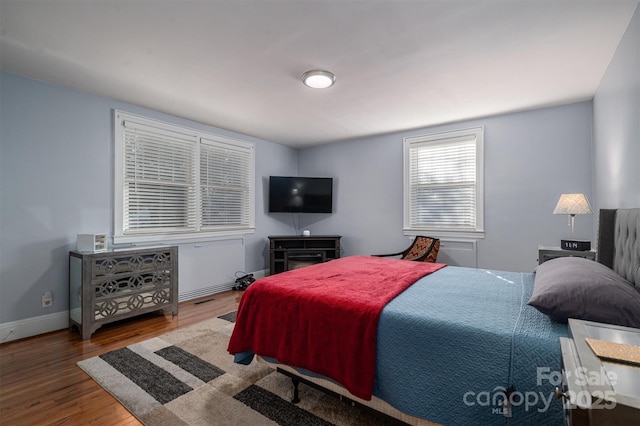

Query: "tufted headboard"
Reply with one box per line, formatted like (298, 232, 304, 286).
(597, 208, 640, 287)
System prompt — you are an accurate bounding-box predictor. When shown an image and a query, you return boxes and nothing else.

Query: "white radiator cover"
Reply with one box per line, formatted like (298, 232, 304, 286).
(178, 238, 245, 301)
(437, 238, 477, 268)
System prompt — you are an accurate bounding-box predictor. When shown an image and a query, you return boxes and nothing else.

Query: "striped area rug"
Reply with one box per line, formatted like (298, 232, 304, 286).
(77, 313, 397, 425)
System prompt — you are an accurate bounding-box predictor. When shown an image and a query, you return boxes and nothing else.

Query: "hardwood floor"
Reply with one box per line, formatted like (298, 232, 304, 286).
(0, 291, 242, 425)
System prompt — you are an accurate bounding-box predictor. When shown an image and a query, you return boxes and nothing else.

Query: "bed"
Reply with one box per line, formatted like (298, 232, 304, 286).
(228, 208, 640, 426)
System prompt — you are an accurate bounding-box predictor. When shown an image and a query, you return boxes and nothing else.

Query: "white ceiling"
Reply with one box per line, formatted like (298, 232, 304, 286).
(1, 1, 638, 148)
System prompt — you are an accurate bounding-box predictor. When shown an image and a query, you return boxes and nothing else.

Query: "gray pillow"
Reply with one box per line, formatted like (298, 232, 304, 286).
(529, 257, 640, 328)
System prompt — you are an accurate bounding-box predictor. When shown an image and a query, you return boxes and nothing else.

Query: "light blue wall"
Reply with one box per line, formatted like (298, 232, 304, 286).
(2, 4, 638, 328)
(298, 102, 594, 273)
(0, 71, 296, 324)
(593, 3, 639, 210)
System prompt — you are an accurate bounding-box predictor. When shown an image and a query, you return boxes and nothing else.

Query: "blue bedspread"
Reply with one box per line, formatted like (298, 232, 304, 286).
(375, 266, 568, 426)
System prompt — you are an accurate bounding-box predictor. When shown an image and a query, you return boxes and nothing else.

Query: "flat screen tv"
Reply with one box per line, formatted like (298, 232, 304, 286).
(269, 176, 333, 213)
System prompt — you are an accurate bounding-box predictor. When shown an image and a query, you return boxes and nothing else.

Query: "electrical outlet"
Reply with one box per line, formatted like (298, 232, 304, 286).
(42, 291, 53, 307)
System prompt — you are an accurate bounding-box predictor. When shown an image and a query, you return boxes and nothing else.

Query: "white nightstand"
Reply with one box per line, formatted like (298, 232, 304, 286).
(558, 319, 640, 426)
(538, 246, 596, 265)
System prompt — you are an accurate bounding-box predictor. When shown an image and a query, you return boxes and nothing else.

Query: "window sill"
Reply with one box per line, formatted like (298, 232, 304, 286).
(403, 228, 485, 240)
(113, 228, 255, 246)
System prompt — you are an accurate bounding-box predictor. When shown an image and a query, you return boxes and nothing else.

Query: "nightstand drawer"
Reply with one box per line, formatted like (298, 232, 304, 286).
(538, 246, 596, 265)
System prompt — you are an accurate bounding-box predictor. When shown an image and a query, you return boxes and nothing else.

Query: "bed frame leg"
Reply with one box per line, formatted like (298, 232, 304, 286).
(291, 377, 300, 404)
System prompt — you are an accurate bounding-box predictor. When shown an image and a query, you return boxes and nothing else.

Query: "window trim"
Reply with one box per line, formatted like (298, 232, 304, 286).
(403, 126, 484, 239)
(113, 110, 255, 245)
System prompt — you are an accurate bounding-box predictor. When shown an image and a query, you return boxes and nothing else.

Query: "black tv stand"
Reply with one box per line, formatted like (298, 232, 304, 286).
(268, 235, 341, 275)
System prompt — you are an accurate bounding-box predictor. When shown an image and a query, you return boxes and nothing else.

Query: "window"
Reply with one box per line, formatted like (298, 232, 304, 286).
(114, 110, 255, 244)
(403, 127, 484, 239)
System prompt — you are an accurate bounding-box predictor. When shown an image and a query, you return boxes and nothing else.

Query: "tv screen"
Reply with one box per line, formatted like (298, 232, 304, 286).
(269, 176, 333, 213)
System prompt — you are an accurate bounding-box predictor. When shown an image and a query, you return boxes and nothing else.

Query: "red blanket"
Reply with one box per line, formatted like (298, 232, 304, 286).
(227, 255, 446, 400)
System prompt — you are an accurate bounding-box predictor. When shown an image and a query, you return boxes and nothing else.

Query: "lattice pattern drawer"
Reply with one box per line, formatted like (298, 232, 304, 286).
(94, 287, 171, 321)
(92, 251, 173, 277)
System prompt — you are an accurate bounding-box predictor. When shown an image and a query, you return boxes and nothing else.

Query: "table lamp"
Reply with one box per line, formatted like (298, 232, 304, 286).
(553, 193, 592, 250)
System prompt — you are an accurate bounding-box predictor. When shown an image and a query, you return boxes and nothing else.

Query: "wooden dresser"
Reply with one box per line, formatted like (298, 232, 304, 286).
(69, 246, 178, 339)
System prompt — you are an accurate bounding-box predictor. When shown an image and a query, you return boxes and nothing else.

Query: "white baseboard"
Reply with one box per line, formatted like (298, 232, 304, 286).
(1, 268, 269, 343)
(0, 310, 69, 344)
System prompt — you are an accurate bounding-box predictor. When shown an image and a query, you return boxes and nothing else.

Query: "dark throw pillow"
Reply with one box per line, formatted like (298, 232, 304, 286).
(529, 257, 640, 328)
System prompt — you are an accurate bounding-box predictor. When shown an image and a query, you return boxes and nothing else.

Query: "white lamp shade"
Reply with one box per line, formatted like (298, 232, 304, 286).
(553, 194, 592, 215)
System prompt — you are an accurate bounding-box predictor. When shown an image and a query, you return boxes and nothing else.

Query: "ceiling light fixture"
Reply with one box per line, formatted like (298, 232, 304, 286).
(301, 70, 336, 89)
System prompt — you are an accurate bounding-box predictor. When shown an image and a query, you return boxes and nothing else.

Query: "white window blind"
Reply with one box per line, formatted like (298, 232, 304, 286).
(200, 139, 253, 229)
(123, 122, 198, 234)
(404, 127, 484, 238)
(114, 110, 255, 244)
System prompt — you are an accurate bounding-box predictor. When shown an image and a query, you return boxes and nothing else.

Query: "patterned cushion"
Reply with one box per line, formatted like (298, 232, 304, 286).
(424, 240, 440, 263)
(404, 237, 440, 263)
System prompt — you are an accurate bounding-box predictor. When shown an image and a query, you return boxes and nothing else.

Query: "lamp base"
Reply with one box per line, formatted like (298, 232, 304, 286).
(561, 240, 591, 251)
